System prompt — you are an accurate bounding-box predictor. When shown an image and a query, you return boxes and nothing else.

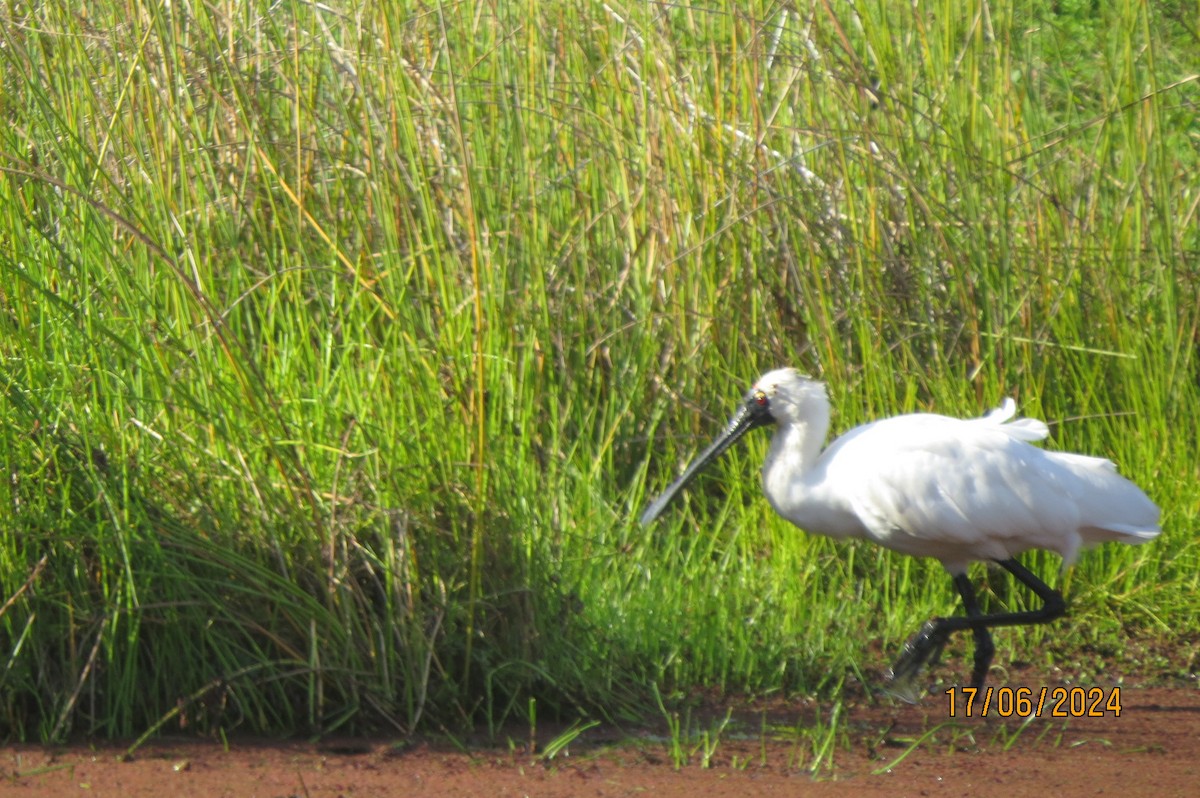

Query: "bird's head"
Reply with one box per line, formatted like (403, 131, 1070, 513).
(640, 368, 826, 525)
(750, 368, 828, 427)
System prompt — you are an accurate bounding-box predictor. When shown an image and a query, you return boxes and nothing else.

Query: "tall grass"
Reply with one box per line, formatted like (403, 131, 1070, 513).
(0, 0, 1197, 740)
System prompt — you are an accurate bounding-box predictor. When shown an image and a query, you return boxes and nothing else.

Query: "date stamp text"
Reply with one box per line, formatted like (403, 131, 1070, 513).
(945, 686, 1122, 718)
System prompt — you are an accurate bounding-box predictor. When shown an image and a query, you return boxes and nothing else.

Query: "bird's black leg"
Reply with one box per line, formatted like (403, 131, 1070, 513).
(887, 557, 1066, 696)
(953, 572, 993, 690)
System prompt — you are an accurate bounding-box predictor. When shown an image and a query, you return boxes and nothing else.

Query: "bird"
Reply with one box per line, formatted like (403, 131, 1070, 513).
(640, 368, 1161, 694)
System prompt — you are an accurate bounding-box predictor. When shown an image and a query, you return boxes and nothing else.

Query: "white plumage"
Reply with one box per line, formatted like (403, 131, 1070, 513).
(641, 367, 1161, 692)
(755, 369, 1159, 572)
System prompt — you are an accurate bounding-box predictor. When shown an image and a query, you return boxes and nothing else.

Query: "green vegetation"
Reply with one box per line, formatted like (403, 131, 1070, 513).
(1, 0, 1197, 741)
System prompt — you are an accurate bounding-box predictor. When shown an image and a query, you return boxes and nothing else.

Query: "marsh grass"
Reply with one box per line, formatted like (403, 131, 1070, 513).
(0, 0, 1197, 741)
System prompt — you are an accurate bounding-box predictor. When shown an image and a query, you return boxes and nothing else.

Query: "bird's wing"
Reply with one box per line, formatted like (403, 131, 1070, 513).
(824, 410, 1077, 566)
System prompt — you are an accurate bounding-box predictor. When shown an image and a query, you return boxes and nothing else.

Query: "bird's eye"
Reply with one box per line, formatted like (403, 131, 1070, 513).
(753, 390, 768, 406)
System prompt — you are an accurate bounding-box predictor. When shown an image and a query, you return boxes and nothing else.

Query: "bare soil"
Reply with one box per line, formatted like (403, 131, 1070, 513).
(4, 685, 1197, 798)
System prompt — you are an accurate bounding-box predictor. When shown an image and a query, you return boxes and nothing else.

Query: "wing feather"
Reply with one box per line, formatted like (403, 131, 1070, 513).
(820, 405, 1081, 566)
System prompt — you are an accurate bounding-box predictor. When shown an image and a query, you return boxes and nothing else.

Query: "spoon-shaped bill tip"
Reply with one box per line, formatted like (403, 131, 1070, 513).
(639, 493, 673, 526)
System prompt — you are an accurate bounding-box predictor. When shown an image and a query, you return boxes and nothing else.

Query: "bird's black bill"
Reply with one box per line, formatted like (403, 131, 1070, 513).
(640, 395, 775, 526)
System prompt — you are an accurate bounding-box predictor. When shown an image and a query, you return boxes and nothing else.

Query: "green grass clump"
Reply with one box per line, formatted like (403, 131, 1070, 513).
(1, 0, 1197, 740)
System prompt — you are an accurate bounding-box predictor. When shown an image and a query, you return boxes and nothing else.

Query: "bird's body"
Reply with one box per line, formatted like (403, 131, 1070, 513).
(758, 375, 1158, 572)
(640, 368, 1160, 693)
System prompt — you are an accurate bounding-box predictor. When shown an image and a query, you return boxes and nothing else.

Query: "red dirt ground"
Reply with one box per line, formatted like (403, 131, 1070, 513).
(4, 685, 1197, 798)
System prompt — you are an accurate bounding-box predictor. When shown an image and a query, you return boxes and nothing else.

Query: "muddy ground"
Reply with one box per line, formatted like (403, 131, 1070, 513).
(4, 684, 1197, 797)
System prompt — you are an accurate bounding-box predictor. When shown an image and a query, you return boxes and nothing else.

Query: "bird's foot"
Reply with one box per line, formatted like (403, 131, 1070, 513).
(883, 620, 949, 703)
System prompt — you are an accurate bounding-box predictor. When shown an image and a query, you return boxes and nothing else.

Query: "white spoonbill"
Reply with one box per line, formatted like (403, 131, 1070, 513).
(640, 368, 1160, 692)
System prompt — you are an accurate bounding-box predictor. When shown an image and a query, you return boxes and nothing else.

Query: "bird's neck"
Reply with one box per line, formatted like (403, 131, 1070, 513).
(761, 414, 828, 515)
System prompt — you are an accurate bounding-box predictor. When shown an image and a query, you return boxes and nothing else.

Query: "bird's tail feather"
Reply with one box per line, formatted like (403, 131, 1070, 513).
(1072, 460, 1161, 547)
(1095, 524, 1160, 542)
